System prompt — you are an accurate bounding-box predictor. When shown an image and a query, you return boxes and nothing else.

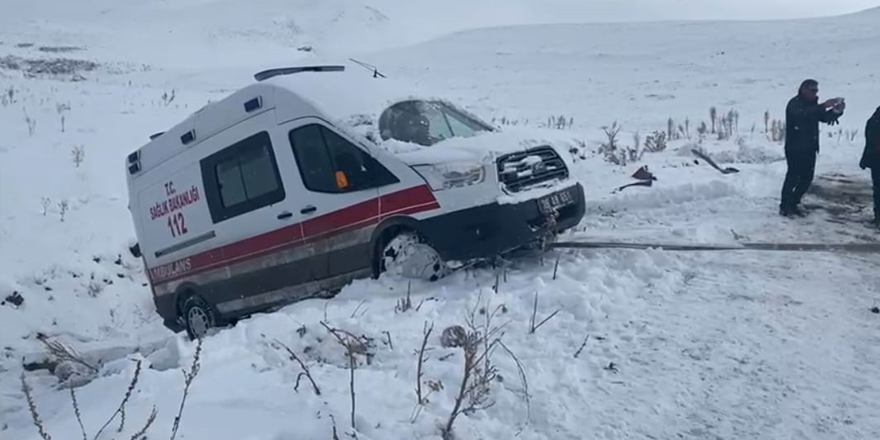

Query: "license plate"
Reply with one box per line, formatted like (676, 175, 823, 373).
(537, 189, 575, 214)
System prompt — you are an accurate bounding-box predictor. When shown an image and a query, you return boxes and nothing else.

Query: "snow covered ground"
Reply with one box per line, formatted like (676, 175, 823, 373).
(2, 1, 880, 439)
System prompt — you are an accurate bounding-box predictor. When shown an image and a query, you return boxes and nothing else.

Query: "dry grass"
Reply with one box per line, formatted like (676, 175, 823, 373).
(490, 114, 575, 130)
(644, 130, 667, 153)
(529, 291, 560, 334)
(320, 321, 376, 433)
(170, 338, 203, 440)
(22, 336, 201, 440)
(410, 321, 442, 423)
(599, 122, 637, 165)
(21, 358, 158, 440)
(274, 339, 322, 396)
(440, 296, 530, 439)
(37, 334, 98, 376)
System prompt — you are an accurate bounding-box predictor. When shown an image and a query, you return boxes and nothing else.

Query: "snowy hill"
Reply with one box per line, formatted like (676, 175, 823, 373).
(367, 6, 880, 131)
(2, 0, 879, 65)
(3, 2, 880, 439)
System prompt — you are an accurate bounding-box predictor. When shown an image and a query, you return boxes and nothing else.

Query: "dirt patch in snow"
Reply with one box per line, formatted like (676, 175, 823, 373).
(710, 144, 784, 164)
(0, 55, 98, 79)
(808, 175, 872, 207)
(676, 143, 784, 165)
(37, 46, 85, 54)
(804, 174, 876, 231)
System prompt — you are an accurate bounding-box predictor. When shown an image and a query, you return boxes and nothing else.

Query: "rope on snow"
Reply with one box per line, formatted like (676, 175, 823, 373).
(550, 241, 880, 253)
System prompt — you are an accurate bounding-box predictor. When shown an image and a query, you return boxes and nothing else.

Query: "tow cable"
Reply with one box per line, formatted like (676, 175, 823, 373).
(549, 241, 880, 253)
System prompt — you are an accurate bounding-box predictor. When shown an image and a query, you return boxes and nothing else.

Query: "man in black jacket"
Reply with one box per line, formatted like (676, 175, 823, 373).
(779, 79, 845, 217)
(859, 106, 880, 226)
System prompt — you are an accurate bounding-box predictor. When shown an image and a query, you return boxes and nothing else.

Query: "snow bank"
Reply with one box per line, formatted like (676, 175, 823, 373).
(4, 249, 688, 439)
(9, 244, 880, 439)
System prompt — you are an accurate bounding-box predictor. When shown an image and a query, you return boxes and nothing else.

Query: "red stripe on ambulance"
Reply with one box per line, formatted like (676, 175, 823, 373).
(148, 185, 438, 285)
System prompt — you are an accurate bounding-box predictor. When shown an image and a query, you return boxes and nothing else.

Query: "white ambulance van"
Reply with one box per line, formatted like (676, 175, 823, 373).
(126, 63, 585, 339)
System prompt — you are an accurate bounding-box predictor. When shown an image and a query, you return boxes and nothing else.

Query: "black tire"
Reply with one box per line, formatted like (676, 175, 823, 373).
(180, 295, 216, 340)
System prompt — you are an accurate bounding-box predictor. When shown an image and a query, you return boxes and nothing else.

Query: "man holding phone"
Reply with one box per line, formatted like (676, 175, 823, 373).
(779, 79, 845, 217)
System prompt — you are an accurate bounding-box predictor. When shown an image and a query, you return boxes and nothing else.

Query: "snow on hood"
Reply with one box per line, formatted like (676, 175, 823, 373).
(390, 126, 584, 167)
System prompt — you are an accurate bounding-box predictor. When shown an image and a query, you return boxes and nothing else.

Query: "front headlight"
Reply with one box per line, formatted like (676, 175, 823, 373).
(412, 163, 486, 191)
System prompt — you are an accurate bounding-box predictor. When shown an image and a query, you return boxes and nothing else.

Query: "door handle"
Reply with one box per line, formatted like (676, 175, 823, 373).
(300, 205, 317, 214)
(277, 211, 293, 220)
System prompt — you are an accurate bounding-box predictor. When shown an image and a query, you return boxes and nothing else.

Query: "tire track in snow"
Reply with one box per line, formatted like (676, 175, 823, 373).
(619, 251, 880, 439)
(551, 249, 880, 439)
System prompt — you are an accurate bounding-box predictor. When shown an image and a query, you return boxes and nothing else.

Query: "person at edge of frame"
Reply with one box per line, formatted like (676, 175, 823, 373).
(859, 105, 880, 226)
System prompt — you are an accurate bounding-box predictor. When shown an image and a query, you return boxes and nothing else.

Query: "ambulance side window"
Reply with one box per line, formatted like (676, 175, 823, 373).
(200, 131, 286, 223)
(289, 124, 398, 193)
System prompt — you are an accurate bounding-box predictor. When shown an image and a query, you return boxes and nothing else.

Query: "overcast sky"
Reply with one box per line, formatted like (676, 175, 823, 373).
(385, 0, 880, 39)
(524, 0, 880, 22)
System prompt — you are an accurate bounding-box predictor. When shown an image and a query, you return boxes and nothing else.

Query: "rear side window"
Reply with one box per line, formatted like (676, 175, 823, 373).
(289, 124, 398, 193)
(201, 131, 285, 223)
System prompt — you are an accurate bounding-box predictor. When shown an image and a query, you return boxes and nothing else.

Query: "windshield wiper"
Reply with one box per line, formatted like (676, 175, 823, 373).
(349, 58, 386, 78)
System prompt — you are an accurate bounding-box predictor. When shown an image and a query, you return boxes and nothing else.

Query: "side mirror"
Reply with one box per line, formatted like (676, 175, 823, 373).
(335, 171, 349, 189)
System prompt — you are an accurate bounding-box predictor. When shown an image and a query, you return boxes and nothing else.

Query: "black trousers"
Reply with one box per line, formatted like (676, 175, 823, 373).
(872, 166, 880, 219)
(780, 149, 817, 208)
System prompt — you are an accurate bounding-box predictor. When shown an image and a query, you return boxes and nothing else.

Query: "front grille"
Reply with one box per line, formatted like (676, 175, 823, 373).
(496, 146, 569, 192)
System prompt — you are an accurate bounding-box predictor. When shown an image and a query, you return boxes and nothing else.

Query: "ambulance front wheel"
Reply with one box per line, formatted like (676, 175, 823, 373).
(379, 230, 449, 282)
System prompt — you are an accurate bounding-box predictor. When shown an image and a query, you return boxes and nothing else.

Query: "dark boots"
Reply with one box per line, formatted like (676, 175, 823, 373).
(779, 204, 806, 217)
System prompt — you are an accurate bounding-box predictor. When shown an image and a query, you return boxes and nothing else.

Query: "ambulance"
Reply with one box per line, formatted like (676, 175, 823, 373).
(125, 63, 585, 338)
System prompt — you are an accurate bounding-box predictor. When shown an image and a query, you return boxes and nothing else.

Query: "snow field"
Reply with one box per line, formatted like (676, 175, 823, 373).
(0, 77, 217, 349)
(2, 71, 878, 440)
(4, 246, 688, 439)
(3, 3, 880, 439)
(9, 245, 880, 439)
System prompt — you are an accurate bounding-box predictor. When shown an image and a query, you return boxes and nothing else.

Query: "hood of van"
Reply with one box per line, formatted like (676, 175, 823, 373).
(388, 126, 580, 167)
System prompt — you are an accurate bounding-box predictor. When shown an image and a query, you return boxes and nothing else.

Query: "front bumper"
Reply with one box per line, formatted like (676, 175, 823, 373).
(418, 182, 585, 262)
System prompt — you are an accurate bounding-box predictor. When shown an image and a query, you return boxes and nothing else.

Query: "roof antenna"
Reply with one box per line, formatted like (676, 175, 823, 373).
(349, 58, 386, 78)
